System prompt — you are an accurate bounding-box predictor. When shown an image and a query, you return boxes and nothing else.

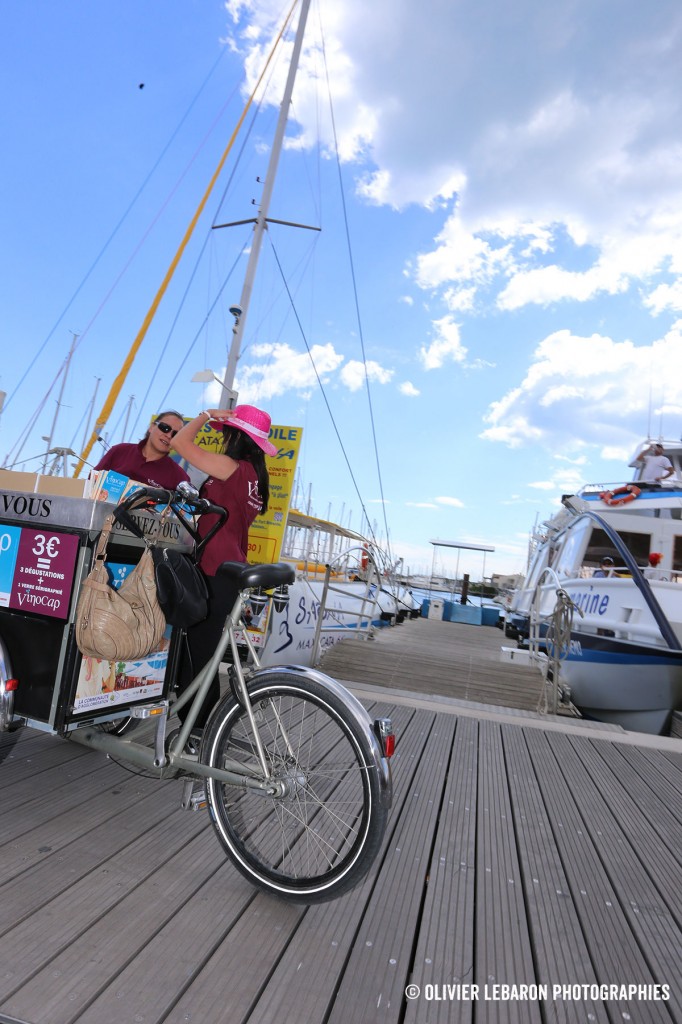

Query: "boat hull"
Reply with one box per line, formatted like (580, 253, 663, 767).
(245, 577, 416, 668)
(554, 631, 682, 734)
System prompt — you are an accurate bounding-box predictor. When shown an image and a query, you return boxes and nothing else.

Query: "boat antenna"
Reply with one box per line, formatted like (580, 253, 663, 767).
(220, 0, 313, 406)
(72, 0, 300, 477)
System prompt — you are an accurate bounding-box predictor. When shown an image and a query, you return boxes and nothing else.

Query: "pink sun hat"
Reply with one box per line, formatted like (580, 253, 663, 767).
(217, 404, 277, 457)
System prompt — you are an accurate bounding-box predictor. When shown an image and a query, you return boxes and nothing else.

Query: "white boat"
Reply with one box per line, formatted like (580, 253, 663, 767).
(507, 439, 682, 734)
(240, 508, 420, 667)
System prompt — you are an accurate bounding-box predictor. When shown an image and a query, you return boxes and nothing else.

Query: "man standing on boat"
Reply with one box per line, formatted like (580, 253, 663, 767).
(635, 443, 674, 485)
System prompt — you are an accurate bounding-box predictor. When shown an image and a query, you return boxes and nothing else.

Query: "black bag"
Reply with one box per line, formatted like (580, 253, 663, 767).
(151, 547, 209, 628)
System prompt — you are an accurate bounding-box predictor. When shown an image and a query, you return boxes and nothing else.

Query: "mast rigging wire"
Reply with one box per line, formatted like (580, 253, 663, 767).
(141, 239, 252, 419)
(320, 25, 394, 563)
(2, 45, 232, 436)
(127, 97, 269, 438)
(268, 237, 380, 549)
(73, 0, 300, 477)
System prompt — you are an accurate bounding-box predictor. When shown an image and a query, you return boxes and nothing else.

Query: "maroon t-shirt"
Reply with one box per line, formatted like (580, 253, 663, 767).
(197, 461, 263, 575)
(94, 441, 190, 488)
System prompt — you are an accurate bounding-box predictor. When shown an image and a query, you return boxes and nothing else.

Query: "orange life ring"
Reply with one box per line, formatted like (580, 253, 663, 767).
(361, 547, 369, 570)
(599, 485, 641, 506)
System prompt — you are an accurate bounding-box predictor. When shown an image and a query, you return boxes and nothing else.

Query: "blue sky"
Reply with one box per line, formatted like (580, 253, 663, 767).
(3, 0, 682, 580)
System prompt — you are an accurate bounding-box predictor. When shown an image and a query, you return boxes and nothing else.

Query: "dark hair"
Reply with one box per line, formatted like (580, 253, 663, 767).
(155, 409, 184, 422)
(222, 427, 270, 514)
(140, 410, 185, 444)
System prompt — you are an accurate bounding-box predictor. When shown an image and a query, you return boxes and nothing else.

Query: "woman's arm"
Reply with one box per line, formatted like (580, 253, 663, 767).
(172, 410, 238, 481)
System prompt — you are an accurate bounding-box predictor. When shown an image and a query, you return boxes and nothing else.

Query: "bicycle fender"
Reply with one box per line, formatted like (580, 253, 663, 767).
(246, 663, 392, 810)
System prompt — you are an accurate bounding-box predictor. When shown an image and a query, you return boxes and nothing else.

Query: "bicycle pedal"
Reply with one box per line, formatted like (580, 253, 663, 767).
(181, 779, 207, 811)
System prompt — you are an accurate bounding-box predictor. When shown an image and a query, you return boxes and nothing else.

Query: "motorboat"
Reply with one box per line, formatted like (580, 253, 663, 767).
(506, 439, 682, 734)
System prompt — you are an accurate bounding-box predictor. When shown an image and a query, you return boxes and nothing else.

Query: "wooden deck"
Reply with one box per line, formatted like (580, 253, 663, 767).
(320, 614, 577, 716)
(1, 617, 682, 1024)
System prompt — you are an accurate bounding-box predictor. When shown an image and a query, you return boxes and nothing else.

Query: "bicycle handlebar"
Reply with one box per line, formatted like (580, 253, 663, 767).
(112, 483, 228, 559)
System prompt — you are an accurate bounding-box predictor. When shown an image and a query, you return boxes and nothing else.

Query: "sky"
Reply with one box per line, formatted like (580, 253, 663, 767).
(3, 0, 682, 581)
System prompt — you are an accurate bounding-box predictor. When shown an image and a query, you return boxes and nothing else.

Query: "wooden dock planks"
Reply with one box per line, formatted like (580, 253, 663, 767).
(1, 670, 681, 1024)
(319, 616, 568, 714)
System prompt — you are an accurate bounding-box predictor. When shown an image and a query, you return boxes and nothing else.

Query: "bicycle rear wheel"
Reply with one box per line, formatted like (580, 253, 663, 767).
(202, 670, 387, 903)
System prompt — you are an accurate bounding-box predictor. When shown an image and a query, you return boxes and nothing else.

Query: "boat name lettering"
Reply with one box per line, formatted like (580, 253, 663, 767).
(295, 595, 319, 625)
(295, 635, 337, 652)
(569, 639, 582, 657)
(294, 595, 338, 626)
(0, 494, 52, 519)
(572, 591, 609, 616)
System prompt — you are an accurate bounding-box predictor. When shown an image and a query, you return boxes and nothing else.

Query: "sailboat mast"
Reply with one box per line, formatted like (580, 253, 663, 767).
(220, 0, 312, 405)
(71, 3, 298, 478)
(42, 331, 78, 473)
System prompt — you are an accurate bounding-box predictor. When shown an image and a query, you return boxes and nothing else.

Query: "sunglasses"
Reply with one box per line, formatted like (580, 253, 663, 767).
(156, 421, 179, 438)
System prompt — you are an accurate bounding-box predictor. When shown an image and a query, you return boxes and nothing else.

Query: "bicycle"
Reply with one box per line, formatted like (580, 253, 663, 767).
(66, 485, 394, 903)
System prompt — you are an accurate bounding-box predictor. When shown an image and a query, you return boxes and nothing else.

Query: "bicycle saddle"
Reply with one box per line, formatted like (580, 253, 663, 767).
(215, 561, 296, 590)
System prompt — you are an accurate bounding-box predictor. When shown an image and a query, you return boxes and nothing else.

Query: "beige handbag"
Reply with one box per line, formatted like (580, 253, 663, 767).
(75, 514, 166, 662)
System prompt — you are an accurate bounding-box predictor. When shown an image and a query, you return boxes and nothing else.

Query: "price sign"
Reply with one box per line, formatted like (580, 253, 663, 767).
(0, 526, 80, 620)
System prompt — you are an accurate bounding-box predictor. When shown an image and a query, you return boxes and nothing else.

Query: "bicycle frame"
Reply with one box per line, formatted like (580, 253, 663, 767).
(69, 589, 287, 797)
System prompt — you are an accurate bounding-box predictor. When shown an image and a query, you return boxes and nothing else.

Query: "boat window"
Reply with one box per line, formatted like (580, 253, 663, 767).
(673, 536, 682, 573)
(525, 545, 551, 590)
(584, 527, 651, 569)
(553, 519, 592, 576)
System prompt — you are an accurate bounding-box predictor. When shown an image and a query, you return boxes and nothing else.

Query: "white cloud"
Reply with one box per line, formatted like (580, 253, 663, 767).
(481, 322, 682, 450)
(340, 359, 394, 391)
(399, 381, 420, 396)
(235, 342, 344, 401)
(528, 481, 556, 491)
(644, 279, 682, 314)
(435, 496, 465, 508)
(224, 0, 682, 329)
(420, 315, 467, 369)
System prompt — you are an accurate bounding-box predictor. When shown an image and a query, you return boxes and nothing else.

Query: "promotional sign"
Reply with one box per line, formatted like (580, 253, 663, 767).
(73, 559, 170, 713)
(247, 424, 302, 564)
(0, 524, 79, 619)
(74, 641, 170, 713)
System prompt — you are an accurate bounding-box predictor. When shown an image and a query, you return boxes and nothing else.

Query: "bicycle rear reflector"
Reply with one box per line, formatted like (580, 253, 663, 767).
(374, 718, 395, 758)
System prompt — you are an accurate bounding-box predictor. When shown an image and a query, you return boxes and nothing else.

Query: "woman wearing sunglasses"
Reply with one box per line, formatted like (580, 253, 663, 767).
(93, 410, 191, 488)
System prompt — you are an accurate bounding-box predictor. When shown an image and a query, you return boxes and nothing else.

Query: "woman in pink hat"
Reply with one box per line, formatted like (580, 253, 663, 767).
(171, 405, 277, 728)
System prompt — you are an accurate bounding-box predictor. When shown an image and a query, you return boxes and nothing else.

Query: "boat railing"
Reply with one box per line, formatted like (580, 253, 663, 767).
(528, 566, 579, 714)
(309, 545, 384, 665)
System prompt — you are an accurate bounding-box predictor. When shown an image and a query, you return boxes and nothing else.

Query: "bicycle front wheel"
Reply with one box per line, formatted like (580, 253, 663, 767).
(202, 671, 387, 903)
